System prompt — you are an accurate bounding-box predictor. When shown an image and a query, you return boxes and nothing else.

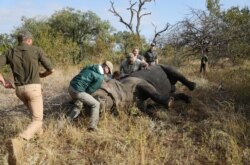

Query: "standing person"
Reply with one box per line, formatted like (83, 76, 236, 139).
(120, 53, 148, 78)
(132, 47, 145, 62)
(0, 29, 54, 164)
(144, 43, 158, 66)
(200, 48, 209, 74)
(66, 61, 113, 131)
(0, 30, 55, 141)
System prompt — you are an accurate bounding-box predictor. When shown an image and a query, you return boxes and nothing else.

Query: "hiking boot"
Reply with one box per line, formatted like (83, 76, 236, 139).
(7, 137, 27, 165)
(66, 108, 81, 120)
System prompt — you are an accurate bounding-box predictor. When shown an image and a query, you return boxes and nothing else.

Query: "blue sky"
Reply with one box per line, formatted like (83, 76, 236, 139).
(0, 0, 249, 40)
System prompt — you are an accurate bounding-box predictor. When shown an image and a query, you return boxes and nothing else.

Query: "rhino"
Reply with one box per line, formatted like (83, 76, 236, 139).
(92, 64, 196, 116)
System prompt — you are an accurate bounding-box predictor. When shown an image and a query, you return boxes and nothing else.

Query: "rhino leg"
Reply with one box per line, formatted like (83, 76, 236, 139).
(171, 93, 192, 104)
(160, 65, 196, 91)
(135, 81, 171, 111)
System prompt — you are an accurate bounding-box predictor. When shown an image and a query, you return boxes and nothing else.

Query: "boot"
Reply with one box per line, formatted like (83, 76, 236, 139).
(66, 108, 81, 120)
(7, 137, 27, 165)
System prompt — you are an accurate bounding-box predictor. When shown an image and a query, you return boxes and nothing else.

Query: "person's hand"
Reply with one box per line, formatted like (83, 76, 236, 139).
(40, 69, 55, 78)
(0, 74, 5, 86)
(4, 82, 15, 89)
(39, 72, 47, 78)
(145, 66, 151, 70)
(144, 63, 150, 70)
(0, 77, 15, 89)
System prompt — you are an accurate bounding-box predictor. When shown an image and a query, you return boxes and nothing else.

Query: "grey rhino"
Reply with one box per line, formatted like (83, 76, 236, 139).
(92, 64, 196, 115)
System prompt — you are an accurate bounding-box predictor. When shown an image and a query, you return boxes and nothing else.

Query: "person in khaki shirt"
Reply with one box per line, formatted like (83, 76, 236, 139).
(0, 30, 54, 145)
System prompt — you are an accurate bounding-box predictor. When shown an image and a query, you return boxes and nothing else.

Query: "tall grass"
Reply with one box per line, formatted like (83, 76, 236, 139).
(0, 60, 249, 165)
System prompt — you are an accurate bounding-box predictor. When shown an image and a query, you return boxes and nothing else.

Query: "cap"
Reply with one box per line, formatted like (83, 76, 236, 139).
(17, 30, 33, 40)
(104, 61, 113, 74)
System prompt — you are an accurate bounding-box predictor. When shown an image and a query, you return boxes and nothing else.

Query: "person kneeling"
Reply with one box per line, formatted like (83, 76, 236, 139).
(66, 61, 113, 131)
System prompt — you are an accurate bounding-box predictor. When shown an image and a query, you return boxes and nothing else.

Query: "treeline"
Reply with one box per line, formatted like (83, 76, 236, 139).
(0, 1, 250, 66)
(160, 1, 250, 64)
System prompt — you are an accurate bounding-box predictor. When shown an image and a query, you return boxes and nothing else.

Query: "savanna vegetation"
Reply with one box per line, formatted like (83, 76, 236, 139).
(0, 0, 250, 164)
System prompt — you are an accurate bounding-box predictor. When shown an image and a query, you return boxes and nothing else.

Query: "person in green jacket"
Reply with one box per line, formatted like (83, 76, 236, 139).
(67, 61, 113, 131)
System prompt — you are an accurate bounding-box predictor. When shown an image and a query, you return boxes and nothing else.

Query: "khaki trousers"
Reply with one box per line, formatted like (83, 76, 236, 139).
(15, 84, 43, 140)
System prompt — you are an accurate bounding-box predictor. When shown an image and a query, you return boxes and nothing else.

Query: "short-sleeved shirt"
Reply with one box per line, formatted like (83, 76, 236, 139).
(137, 54, 145, 61)
(0, 43, 53, 86)
(120, 59, 144, 76)
(144, 49, 157, 63)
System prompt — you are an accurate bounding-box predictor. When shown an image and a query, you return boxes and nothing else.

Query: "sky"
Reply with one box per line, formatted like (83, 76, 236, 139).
(0, 0, 249, 40)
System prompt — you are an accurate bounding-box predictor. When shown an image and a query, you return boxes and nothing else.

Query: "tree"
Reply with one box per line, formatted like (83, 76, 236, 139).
(0, 33, 15, 54)
(179, 9, 223, 55)
(159, 0, 250, 64)
(17, 16, 80, 65)
(48, 7, 114, 63)
(113, 31, 145, 55)
(161, 0, 226, 62)
(206, 0, 221, 16)
(109, 0, 169, 44)
(221, 7, 250, 61)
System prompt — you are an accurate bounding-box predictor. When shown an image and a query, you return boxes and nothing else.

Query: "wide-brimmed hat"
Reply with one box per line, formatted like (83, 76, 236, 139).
(103, 61, 113, 74)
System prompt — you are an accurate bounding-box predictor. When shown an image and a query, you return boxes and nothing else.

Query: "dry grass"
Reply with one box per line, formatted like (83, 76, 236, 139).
(0, 60, 250, 165)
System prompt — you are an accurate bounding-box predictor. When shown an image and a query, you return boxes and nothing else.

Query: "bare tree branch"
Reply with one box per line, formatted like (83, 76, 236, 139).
(109, 0, 153, 36)
(109, 1, 134, 33)
(152, 23, 170, 44)
(128, 1, 137, 28)
(135, 0, 152, 34)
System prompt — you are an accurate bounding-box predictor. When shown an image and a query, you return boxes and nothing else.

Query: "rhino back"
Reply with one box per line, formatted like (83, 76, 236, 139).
(129, 65, 171, 95)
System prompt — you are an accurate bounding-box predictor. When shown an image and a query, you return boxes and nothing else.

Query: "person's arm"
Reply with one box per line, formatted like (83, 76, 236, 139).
(139, 54, 145, 62)
(0, 51, 9, 87)
(139, 60, 149, 69)
(39, 69, 55, 78)
(119, 61, 126, 75)
(119, 64, 123, 73)
(142, 61, 149, 67)
(205, 55, 208, 64)
(0, 73, 6, 86)
(154, 51, 159, 64)
(0, 74, 15, 89)
(143, 51, 149, 62)
(37, 47, 54, 77)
